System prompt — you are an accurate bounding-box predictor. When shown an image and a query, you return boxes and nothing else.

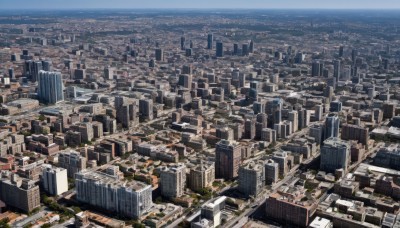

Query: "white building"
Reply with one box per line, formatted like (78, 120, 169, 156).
(41, 164, 68, 196)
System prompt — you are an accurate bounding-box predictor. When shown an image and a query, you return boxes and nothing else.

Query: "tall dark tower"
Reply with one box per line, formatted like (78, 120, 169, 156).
(339, 46, 344, 57)
(216, 41, 224, 57)
(249, 40, 254, 53)
(207, 33, 213, 50)
(180, 36, 186, 50)
(233, 43, 239, 55)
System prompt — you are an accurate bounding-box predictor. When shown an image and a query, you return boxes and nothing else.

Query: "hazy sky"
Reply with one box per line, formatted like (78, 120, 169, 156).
(1, 0, 400, 9)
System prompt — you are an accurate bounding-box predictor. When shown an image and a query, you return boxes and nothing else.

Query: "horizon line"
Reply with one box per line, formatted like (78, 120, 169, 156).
(1, 8, 400, 11)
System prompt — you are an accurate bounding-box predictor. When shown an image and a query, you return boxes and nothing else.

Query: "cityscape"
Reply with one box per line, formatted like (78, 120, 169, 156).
(1, 1, 400, 228)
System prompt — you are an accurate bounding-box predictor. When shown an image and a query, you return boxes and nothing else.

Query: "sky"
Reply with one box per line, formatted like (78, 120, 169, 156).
(1, 0, 400, 10)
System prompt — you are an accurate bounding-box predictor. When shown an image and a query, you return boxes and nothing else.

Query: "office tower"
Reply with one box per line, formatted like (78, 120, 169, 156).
(311, 60, 321, 77)
(178, 74, 192, 89)
(324, 86, 334, 101)
(155, 48, 163, 61)
(58, 150, 87, 178)
(329, 101, 342, 112)
(0, 174, 40, 213)
(249, 40, 254, 53)
(33, 61, 43, 81)
(115, 97, 138, 128)
(320, 137, 350, 173)
(215, 140, 241, 180)
(76, 169, 152, 219)
(149, 59, 155, 68)
(238, 161, 265, 197)
(314, 105, 323, 121)
(160, 163, 186, 198)
(333, 60, 341, 82)
(207, 33, 213, 49)
(188, 162, 215, 192)
(104, 67, 114, 80)
(272, 151, 289, 176)
(244, 118, 256, 139)
(74, 68, 86, 80)
(298, 109, 310, 130)
(341, 124, 369, 145)
(78, 122, 94, 142)
(265, 160, 279, 185)
(339, 46, 344, 57)
(180, 36, 186, 50)
(288, 110, 299, 132)
(242, 43, 249, 56)
(41, 164, 68, 196)
(216, 41, 224, 57)
(233, 43, 239, 55)
(324, 114, 340, 140)
(8, 68, 14, 79)
(38, 70, 64, 104)
(267, 98, 283, 125)
(139, 99, 153, 121)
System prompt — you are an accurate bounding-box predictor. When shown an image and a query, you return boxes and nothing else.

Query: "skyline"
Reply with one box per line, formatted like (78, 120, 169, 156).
(1, 0, 400, 10)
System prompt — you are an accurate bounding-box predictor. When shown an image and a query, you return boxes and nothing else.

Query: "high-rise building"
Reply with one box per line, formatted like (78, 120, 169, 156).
(207, 33, 213, 49)
(289, 110, 299, 132)
(41, 164, 68, 196)
(329, 101, 342, 112)
(104, 67, 114, 80)
(139, 99, 153, 121)
(38, 70, 64, 104)
(188, 162, 215, 192)
(233, 43, 239, 55)
(8, 68, 15, 79)
(324, 114, 340, 140)
(75, 169, 152, 219)
(160, 163, 186, 198)
(375, 144, 400, 170)
(0, 174, 40, 213)
(155, 48, 164, 61)
(249, 40, 254, 53)
(311, 60, 321, 77)
(244, 118, 256, 139)
(320, 137, 350, 173)
(272, 151, 289, 176)
(265, 159, 279, 185)
(193, 196, 226, 228)
(178, 74, 192, 89)
(215, 140, 242, 180)
(242, 43, 249, 56)
(216, 41, 224, 57)
(333, 60, 341, 82)
(180, 36, 186, 50)
(310, 124, 324, 145)
(58, 150, 87, 178)
(339, 46, 344, 57)
(314, 105, 323, 121)
(238, 161, 265, 197)
(298, 109, 310, 130)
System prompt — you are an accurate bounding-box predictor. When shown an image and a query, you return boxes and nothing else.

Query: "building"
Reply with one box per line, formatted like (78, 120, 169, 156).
(160, 163, 186, 198)
(265, 159, 279, 185)
(375, 144, 400, 170)
(320, 137, 350, 173)
(310, 124, 324, 145)
(188, 162, 215, 192)
(215, 140, 241, 180)
(0, 174, 40, 213)
(178, 74, 192, 89)
(272, 151, 290, 176)
(58, 150, 87, 178)
(324, 114, 340, 140)
(298, 109, 310, 130)
(207, 33, 213, 49)
(75, 169, 152, 219)
(38, 70, 64, 104)
(155, 48, 164, 61)
(333, 60, 341, 82)
(329, 101, 343, 112)
(194, 196, 226, 228)
(216, 41, 223, 57)
(238, 161, 265, 197)
(341, 124, 369, 145)
(139, 99, 154, 121)
(265, 189, 317, 227)
(41, 164, 68, 196)
(288, 110, 299, 132)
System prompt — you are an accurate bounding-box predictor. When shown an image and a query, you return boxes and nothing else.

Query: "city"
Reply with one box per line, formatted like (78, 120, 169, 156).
(0, 1, 400, 228)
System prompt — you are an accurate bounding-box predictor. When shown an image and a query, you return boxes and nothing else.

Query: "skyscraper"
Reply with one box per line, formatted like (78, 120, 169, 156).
(207, 33, 213, 49)
(249, 40, 254, 53)
(238, 161, 265, 197)
(324, 114, 340, 141)
(38, 70, 64, 104)
(180, 36, 186, 50)
(41, 164, 68, 196)
(215, 140, 241, 180)
(216, 41, 224, 57)
(155, 48, 164, 61)
(333, 60, 341, 82)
